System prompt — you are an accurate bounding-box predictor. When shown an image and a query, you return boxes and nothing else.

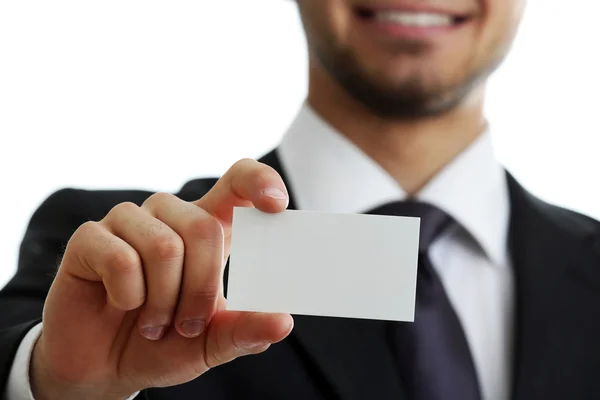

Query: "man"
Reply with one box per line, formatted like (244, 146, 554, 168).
(1, 0, 600, 399)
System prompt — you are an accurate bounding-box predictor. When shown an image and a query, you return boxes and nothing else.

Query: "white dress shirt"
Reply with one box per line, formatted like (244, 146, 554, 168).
(8, 103, 514, 400)
(278, 103, 514, 400)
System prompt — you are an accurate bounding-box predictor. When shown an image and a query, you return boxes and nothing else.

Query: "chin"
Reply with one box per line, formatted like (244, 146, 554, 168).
(344, 71, 479, 119)
(313, 39, 486, 119)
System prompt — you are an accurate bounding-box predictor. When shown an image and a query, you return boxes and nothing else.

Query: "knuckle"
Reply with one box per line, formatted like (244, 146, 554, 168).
(188, 285, 220, 305)
(231, 158, 256, 172)
(145, 191, 174, 207)
(150, 235, 185, 261)
(233, 160, 277, 188)
(140, 219, 168, 237)
(205, 331, 230, 369)
(251, 166, 276, 188)
(230, 323, 247, 354)
(178, 202, 199, 217)
(76, 220, 99, 237)
(186, 213, 223, 243)
(107, 249, 141, 276)
(73, 222, 115, 253)
(107, 201, 139, 219)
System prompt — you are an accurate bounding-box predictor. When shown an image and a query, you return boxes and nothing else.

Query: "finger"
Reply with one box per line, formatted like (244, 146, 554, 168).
(203, 311, 294, 369)
(103, 202, 185, 341)
(64, 221, 145, 311)
(195, 158, 289, 230)
(142, 193, 225, 338)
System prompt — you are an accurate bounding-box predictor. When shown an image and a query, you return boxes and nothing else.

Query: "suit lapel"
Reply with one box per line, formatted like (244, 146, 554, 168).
(508, 173, 600, 399)
(259, 150, 407, 400)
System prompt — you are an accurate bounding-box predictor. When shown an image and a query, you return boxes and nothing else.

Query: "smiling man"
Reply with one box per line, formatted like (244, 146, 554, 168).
(2, 1, 600, 400)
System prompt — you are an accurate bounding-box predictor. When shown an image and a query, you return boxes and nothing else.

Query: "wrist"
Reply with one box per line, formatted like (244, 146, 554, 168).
(30, 335, 131, 400)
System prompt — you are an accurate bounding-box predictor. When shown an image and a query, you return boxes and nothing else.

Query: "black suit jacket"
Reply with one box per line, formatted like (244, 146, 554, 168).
(2, 150, 600, 399)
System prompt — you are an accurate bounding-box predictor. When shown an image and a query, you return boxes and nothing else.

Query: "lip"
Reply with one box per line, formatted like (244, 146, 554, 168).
(353, 2, 473, 18)
(353, 5, 474, 40)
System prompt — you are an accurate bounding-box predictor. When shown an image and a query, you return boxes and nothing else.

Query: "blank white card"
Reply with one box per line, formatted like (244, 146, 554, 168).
(226, 207, 420, 321)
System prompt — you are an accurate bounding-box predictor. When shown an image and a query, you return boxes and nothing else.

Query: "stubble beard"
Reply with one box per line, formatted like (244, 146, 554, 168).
(314, 39, 500, 121)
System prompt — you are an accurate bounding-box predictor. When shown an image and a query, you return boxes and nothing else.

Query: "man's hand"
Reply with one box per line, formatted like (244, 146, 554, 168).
(30, 159, 293, 400)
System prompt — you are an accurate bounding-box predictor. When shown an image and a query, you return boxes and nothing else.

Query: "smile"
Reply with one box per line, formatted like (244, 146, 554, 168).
(354, 6, 473, 38)
(373, 11, 455, 27)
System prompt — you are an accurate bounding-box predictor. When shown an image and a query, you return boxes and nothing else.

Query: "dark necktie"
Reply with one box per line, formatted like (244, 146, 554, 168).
(366, 201, 482, 400)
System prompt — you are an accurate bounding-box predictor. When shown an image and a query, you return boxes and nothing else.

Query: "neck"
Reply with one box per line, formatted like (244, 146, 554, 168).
(306, 62, 488, 196)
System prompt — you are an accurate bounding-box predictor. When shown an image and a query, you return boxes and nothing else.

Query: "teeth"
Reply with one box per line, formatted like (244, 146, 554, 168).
(374, 11, 453, 27)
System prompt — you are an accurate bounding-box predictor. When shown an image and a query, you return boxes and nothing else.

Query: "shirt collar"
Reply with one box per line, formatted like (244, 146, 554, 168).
(277, 102, 510, 267)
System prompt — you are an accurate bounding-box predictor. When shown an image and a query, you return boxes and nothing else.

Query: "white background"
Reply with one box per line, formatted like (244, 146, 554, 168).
(1, 0, 599, 289)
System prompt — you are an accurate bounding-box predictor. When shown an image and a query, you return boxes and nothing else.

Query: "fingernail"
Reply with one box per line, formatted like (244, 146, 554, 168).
(241, 342, 271, 354)
(180, 319, 206, 338)
(238, 339, 272, 351)
(262, 188, 287, 200)
(141, 325, 166, 341)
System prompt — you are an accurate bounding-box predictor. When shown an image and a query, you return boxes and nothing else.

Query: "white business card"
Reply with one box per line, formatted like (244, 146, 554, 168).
(226, 207, 420, 321)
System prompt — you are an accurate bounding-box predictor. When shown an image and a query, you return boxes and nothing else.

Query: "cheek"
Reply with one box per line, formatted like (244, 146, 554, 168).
(302, 0, 351, 54)
(324, 0, 356, 48)
(473, 0, 524, 70)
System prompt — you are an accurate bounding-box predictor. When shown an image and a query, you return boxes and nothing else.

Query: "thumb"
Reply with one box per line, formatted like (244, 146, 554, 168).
(203, 311, 294, 368)
(194, 158, 289, 232)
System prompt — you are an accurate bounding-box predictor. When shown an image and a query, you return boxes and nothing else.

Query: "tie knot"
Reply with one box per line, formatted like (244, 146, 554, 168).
(366, 201, 453, 252)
